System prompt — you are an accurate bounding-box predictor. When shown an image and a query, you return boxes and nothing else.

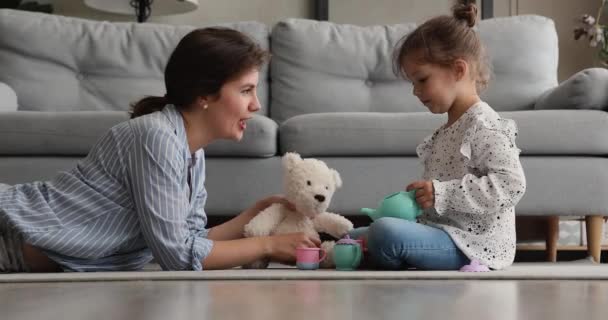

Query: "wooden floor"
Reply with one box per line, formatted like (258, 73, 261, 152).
(1, 279, 607, 320)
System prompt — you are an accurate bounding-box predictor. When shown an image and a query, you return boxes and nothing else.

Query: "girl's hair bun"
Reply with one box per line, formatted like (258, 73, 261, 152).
(453, 0, 478, 28)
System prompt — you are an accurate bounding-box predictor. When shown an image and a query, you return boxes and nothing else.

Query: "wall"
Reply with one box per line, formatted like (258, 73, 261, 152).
(51, 0, 312, 26)
(329, 0, 456, 25)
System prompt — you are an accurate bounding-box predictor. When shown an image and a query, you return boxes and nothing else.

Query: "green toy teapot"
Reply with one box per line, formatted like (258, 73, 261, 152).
(361, 190, 423, 221)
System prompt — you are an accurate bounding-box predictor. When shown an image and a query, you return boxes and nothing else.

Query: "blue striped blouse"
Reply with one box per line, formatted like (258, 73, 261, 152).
(0, 105, 214, 271)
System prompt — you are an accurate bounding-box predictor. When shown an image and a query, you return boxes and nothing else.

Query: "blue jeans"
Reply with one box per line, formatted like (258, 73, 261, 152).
(348, 217, 470, 270)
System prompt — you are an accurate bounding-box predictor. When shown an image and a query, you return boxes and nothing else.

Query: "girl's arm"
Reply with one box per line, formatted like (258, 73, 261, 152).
(432, 126, 526, 215)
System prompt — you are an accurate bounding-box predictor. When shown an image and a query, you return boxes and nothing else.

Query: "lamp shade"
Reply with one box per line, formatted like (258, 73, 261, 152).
(84, 0, 198, 16)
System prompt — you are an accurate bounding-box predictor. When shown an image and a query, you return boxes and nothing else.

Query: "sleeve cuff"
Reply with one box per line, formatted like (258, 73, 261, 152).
(190, 236, 214, 271)
(432, 179, 455, 215)
(195, 228, 211, 238)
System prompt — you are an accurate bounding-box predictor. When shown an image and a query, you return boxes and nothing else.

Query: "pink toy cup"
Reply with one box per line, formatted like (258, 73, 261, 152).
(296, 247, 326, 270)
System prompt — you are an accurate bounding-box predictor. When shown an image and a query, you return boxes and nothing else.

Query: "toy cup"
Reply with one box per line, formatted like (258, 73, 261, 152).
(296, 247, 326, 270)
(333, 235, 363, 271)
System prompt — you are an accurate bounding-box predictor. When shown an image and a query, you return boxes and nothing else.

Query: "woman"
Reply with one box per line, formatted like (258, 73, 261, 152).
(0, 28, 320, 272)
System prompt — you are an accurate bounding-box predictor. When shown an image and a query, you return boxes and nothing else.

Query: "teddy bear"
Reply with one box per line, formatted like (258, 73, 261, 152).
(243, 152, 353, 268)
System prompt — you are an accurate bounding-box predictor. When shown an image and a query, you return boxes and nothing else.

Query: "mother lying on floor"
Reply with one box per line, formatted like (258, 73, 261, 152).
(0, 28, 320, 273)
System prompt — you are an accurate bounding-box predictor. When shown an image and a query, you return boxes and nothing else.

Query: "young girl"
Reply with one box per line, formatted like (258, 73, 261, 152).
(0, 28, 319, 273)
(351, 0, 526, 270)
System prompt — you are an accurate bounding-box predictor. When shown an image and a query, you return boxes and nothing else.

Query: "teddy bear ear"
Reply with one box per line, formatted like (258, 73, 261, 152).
(331, 169, 342, 188)
(283, 152, 302, 170)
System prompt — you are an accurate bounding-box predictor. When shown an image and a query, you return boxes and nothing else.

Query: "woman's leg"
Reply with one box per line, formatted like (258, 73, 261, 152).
(22, 243, 61, 272)
(367, 217, 469, 270)
(1, 229, 60, 272)
(2, 185, 61, 272)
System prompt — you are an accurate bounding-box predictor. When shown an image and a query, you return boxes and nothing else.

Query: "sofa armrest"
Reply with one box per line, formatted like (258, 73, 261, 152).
(534, 68, 608, 111)
(0, 82, 18, 111)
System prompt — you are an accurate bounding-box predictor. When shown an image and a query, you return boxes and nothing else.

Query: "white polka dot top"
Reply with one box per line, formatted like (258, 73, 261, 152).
(416, 101, 526, 270)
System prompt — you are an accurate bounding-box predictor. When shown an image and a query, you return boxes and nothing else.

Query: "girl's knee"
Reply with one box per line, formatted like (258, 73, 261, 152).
(367, 218, 413, 250)
(368, 217, 416, 243)
(366, 218, 412, 269)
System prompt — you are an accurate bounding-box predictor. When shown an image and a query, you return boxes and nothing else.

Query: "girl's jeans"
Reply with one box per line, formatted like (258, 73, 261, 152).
(348, 217, 470, 270)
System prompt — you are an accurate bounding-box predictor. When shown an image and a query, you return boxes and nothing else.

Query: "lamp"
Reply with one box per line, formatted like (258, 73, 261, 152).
(84, 0, 198, 23)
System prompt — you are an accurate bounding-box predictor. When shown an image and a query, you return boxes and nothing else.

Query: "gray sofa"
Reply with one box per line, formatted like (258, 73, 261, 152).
(1, 9, 608, 260)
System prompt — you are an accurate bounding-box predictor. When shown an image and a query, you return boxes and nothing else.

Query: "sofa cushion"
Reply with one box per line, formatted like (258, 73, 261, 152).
(205, 115, 278, 158)
(0, 112, 277, 157)
(270, 15, 558, 122)
(280, 110, 608, 156)
(0, 82, 18, 111)
(0, 9, 270, 115)
(535, 68, 608, 111)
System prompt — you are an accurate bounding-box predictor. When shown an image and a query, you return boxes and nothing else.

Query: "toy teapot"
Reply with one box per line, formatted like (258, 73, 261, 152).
(360, 190, 423, 221)
(333, 235, 362, 271)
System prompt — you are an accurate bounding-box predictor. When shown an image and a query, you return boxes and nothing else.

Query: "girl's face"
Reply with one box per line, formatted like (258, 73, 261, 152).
(205, 68, 261, 141)
(402, 53, 462, 114)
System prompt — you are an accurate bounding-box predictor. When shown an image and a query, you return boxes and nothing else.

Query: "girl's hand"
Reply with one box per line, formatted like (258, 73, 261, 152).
(265, 232, 321, 264)
(406, 180, 435, 209)
(254, 194, 296, 213)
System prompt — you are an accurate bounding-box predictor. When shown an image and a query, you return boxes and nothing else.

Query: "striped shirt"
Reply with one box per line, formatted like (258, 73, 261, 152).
(0, 105, 214, 271)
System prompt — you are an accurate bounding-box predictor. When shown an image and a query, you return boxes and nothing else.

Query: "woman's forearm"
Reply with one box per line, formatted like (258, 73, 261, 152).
(207, 208, 257, 241)
(207, 195, 294, 241)
(201, 236, 269, 270)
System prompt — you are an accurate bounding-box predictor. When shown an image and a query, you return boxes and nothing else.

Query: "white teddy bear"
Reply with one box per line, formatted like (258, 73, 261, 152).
(243, 152, 353, 268)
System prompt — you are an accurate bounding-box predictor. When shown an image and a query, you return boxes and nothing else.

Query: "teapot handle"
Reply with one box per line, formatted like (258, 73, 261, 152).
(353, 244, 363, 268)
(318, 249, 327, 263)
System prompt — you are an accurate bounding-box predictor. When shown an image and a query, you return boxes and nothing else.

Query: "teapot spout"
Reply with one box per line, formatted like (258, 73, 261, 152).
(361, 208, 380, 221)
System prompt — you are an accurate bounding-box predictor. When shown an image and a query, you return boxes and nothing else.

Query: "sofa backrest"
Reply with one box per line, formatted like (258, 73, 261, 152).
(0, 9, 270, 115)
(270, 15, 559, 122)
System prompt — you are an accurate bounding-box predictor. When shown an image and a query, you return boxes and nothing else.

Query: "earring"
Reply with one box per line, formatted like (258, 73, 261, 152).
(203, 104, 208, 110)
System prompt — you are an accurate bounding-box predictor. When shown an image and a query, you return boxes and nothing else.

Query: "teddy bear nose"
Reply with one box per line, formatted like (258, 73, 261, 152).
(314, 194, 325, 202)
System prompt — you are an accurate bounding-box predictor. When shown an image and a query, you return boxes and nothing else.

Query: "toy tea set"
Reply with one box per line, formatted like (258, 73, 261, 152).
(296, 235, 364, 271)
(296, 190, 489, 272)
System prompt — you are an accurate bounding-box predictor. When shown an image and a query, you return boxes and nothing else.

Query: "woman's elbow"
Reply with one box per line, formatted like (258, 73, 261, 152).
(156, 253, 193, 271)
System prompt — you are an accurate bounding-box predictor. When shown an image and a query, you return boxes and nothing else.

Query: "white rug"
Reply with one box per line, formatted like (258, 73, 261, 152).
(0, 261, 606, 283)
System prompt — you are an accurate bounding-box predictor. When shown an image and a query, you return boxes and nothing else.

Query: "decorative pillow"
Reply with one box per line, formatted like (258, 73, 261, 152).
(534, 68, 608, 111)
(0, 82, 18, 111)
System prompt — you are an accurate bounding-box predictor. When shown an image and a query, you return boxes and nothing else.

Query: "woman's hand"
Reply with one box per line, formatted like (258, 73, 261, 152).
(208, 195, 294, 241)
(253, 194, 296, 213)
(265, 232, 320, 264)
(406, 180, 435, 209)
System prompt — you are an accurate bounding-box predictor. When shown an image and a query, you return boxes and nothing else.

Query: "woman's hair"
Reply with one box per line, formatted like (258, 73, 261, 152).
(130, 28, 270, 118)
(393, 0, 491, 90)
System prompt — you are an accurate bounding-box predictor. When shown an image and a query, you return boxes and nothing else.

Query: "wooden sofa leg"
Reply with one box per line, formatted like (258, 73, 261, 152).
(545, 216, 559, 262)
(585, 215, 604, 263)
